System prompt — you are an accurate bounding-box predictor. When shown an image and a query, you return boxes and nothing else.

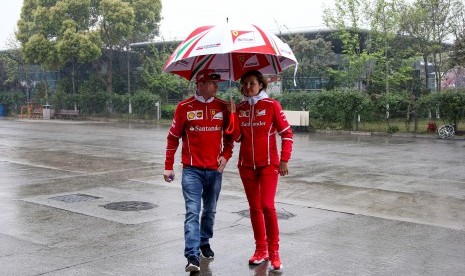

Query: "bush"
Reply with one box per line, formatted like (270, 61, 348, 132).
(372, 91, 410, 119)
(161, 104, 176, 119)
(112, 93, 129, 113)
(50, 90, 77, 110)
(387, 125, 400, 134)
(77, 89, 109, 114)
(0, 90, 26, 113)
(132, 90, 160, 116)
(311, 89, 370, 130)
(277, 90, 315, 111)
(417, 88, 465, 129)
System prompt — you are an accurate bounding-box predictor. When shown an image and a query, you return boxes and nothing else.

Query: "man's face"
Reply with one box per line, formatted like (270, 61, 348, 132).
(197, 81, 219, 99)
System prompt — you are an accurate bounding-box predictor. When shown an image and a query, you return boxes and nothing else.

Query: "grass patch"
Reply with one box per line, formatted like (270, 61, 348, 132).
(351, 119, 465, 134)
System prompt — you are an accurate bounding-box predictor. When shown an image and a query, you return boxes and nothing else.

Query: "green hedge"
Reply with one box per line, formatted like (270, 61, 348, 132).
(0, 90, 26, 114)
(417, 89, 465, 128)
(276, 88, 463, 131)
(3, 86, 464, 133)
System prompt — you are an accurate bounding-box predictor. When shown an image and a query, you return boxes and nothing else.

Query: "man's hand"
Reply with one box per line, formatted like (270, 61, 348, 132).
(163, 170, 175, 182)
(279, 161, 289, 176)
(217, 156, 228, 173)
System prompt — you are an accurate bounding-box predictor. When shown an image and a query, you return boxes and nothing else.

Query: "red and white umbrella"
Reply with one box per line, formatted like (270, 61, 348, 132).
(163, 23, 298, 81)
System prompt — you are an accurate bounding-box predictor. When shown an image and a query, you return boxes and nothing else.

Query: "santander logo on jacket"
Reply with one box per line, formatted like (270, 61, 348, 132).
(232, 91, 293, 168)
(165, 94, 233, 171)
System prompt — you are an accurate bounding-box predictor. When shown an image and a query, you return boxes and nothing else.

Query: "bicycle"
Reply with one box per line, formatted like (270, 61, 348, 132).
(437, 124, 455, 139)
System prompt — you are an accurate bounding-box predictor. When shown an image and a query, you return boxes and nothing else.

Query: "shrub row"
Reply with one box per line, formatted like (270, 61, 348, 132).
(2, 88, 464, 132)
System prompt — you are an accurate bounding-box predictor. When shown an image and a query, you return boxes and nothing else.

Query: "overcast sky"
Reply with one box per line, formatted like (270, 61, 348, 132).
(0, 0, 334, 50)
(0, 1, 22, 50)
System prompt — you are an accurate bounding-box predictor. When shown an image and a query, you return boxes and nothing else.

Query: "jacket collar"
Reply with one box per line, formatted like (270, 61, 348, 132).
(195, 92, 214, 103)
(243, 90, 268, 105)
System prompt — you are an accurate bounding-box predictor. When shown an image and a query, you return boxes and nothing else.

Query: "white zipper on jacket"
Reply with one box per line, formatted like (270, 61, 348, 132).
(250, 103, 256, 170)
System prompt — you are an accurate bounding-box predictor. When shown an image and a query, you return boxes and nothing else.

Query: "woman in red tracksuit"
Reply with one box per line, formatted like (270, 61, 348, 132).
(230, 70, 293, 272)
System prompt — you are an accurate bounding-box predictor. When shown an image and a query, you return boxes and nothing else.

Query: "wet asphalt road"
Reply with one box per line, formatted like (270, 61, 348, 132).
(0, 118, 464, 275)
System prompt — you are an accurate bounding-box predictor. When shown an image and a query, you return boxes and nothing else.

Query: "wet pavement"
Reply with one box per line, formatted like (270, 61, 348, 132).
(0, 117, 464, 276)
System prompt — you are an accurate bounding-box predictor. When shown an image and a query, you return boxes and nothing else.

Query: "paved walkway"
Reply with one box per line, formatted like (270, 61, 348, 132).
(0, 118, 464, 275)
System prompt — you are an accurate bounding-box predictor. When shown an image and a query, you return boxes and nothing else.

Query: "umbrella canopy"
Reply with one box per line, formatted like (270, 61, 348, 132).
(163, 23, 298, 82)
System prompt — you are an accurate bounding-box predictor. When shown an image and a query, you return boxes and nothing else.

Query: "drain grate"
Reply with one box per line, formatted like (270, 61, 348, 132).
(236, 209, 295, 220)
(50, 194, 101, 203)
(103, 201, 157, 211)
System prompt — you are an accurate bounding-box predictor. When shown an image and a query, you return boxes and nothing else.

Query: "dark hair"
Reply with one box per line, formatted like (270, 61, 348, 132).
(240, 70, 268, 91)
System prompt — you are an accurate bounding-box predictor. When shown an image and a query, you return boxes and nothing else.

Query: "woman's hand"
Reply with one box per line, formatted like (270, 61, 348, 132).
(227, 100, 236, 113)
(279, 161, 289, 176)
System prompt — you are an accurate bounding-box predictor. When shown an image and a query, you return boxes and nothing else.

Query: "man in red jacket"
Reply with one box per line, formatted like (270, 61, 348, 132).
(163, 69, 234, 273)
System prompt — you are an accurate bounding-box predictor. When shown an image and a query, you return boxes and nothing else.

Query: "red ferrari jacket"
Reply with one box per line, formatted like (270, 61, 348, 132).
(164, 95, 234, 170)
(232, 92, 293, 168)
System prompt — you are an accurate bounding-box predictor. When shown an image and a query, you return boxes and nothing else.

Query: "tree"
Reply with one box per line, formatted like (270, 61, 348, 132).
(0, 49, 21, 90)
(17, 0, 100, 105)
(324, 0, 375, 91)
(448, 0, 465, 67)
(450, 37, 465, 67)
(92, 0, 162, 112)
(399, 2, 433, 90)
(365, 0, 409, 95)
(285, 34, 336, 90)
(17, 0, 60, 103)
(124, 0, 162, 113)
(96, 0, 134, 112)
(399, 0, 461, 92)
(54, 0, 102, 110)
(16, 0, 162, 112)
(426, 0, 458, 92)
(138, 44, 189, 103)
(0, 38, 36, 102)
(130, 0, 162, 42)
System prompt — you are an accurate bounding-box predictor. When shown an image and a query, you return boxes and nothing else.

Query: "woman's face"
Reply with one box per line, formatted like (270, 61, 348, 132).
(241, 75, 262, 97)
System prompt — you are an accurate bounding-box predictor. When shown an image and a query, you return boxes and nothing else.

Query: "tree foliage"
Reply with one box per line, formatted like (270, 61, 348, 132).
(285, 34, 336, 90)
(16, 0, 162, 111)
(324, 0, 371, 90)
(399, 0, 462, 91)
(324, 0, 417, 95)
(448, 1, 465, 67)
(279, 89, 371, 130)
(417, 89, 465, 128)
(138, 44, 189, 103)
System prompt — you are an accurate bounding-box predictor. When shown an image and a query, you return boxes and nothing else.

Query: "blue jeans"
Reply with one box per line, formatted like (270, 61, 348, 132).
(182, 167, 222, 260)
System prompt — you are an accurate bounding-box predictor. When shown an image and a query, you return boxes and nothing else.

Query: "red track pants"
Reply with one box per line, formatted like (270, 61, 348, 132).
(239, 164, 280, 252)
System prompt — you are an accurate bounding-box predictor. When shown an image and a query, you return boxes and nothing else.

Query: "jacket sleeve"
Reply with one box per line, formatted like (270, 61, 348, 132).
(230, 112, 242, 142)
(273, 101, 293, 162)
(221, 108, 234, 160)
(164, 105, 184, 170)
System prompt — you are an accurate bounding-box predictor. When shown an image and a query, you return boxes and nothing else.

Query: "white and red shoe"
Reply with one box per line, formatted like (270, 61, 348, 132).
(269, 251, 283, 271)
(248, 250, 269, 265)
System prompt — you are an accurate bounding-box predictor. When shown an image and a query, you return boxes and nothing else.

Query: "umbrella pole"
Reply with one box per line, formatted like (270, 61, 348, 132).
(226, 85, 235, 134)
(225, 56, 235, 135)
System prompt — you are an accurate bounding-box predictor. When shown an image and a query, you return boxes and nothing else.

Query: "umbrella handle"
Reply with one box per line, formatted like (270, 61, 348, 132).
(225, 113, 235, 134)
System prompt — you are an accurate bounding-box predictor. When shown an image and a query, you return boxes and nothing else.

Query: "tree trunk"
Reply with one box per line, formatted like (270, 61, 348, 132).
(127, 45, 132, 114)
(423, 55, 430, 90)
(107, 50, 113, 114)
(72, 60, 77, 111)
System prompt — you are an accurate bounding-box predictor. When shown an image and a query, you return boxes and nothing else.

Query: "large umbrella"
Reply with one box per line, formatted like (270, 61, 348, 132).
(163, 22, 298, 82)
(163, 22, 298, 134)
